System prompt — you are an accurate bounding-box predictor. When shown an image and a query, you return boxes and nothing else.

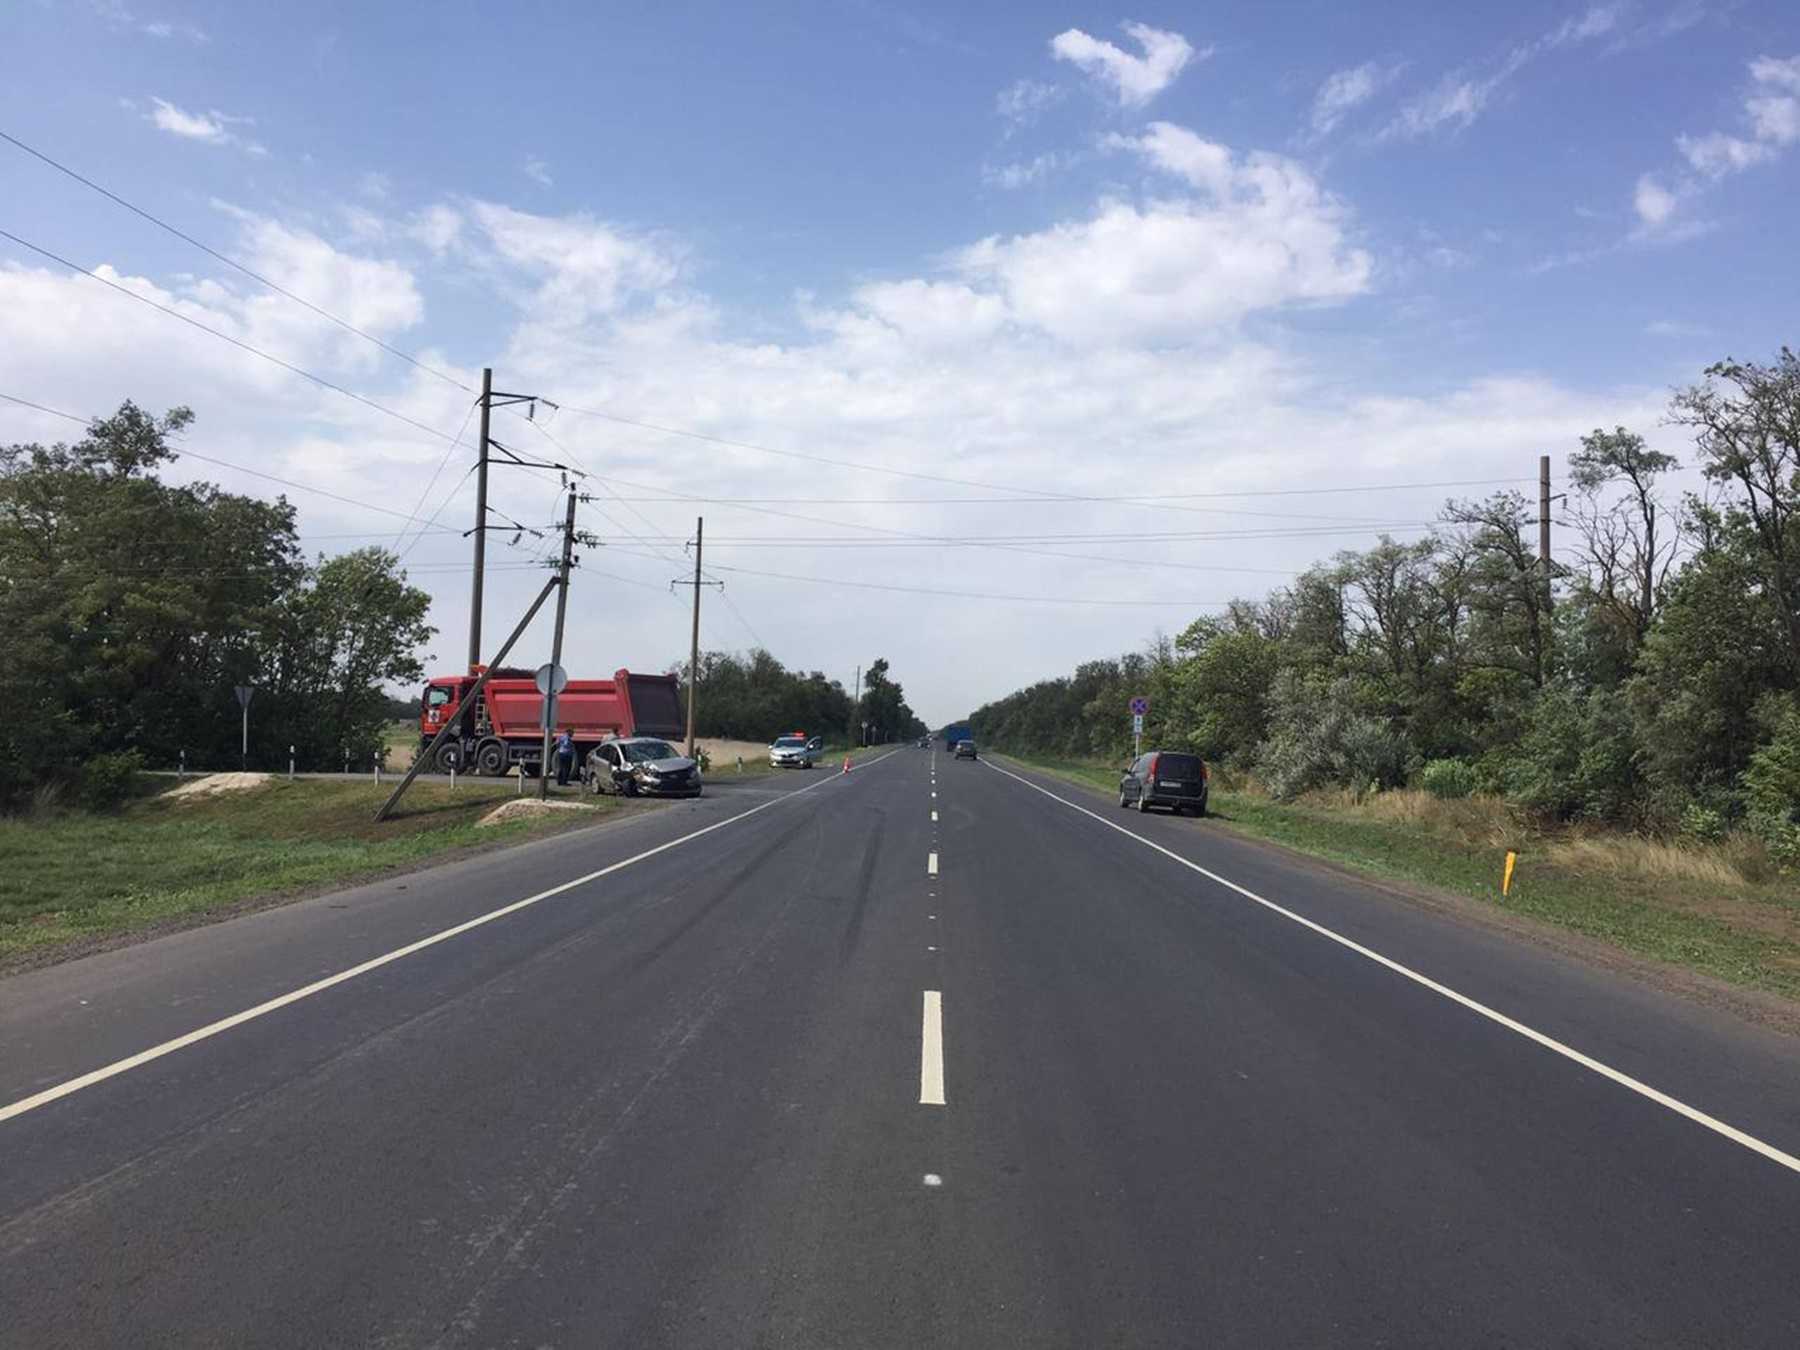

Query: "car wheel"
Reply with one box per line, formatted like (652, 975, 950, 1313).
(1118, 786, 1129, 808)
(1135, 791, 1150, 813)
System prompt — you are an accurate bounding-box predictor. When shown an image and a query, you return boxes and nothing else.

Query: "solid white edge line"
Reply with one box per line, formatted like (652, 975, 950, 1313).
(982, 757, 1800, 1178)
(0, 750, 901, 1126)
(921, 989, 945, 1105)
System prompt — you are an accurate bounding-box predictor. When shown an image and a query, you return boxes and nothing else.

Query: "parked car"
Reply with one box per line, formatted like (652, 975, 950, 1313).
(769, 734, 815, 769)
(953, 740, 978, 760)
(584, 737, 703, 797)
(1118, 750, 1207, 815)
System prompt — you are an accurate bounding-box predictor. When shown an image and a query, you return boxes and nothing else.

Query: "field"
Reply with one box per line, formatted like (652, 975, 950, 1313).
(0, 776, 626, 967)
(1007, 755, 1800, 1004)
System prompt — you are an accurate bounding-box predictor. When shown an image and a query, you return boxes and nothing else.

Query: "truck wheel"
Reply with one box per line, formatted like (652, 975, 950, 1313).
(434, 742, 464, 774)
(474, 739, 507, 776)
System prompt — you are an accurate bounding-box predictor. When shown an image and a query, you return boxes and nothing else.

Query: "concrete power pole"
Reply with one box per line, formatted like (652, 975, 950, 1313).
(1539, 453, 1553, 612)
(686, 518, 703, 757)
(538, 489, 578, 800)
(850, 664, 860, 748)
(466, 367, 493, 672)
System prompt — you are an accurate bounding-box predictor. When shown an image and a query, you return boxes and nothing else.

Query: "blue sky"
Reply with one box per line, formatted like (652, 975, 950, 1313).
(3, 2, 1798, 721)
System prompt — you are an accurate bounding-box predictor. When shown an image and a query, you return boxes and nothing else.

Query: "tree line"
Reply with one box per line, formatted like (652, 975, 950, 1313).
(681, 651, 927, 743)
(969, 348, 1800, 857)
(0, 403, 433, 808)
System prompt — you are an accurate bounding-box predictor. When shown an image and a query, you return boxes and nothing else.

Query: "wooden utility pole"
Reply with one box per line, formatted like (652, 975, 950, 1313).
(1539, 454, 1554, 612)
(850, 664, 860, 748)
(538, 489, 578, 800)
(686, 518, 703, 757)
(467, 367, 493, 671)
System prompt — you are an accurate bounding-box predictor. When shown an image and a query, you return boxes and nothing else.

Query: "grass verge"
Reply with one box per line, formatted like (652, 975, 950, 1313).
(1003, 754, 1800, 1003)
(0, 777, 625, 966)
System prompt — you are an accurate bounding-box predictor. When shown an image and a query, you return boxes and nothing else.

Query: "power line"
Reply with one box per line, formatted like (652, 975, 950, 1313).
(0, 128, 472, 393)
(555, 401, 1537, 514)
(1, 390, 446, 528)
(0, 228, 459, 445)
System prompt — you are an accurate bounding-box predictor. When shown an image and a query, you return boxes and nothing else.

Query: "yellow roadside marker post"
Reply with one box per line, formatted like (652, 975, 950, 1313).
(1503, 850, 1518, 896)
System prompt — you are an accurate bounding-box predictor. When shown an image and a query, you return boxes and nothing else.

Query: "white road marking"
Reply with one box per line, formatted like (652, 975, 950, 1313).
(922, 1173, 943, 1187)
(928, 851, 939, 876)
(982, 758, 1800, 1178)
(920, 990, 945, 1106)
(931, 791, 937, 799)
(931, 810, 938, 822)
(0, 753, 900, 1126)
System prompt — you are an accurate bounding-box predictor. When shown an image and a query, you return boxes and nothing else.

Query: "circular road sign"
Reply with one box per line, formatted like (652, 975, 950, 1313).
(534, 663, 569, 696)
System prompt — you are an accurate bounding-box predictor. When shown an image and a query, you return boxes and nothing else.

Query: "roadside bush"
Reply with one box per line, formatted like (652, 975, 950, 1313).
(1743, 696, 1800, 825)
(1680, 802, 1729, 844)
(1505, 687, 1644, 825)
(76, 749, 143, 811)
(1256, 671, 1413, 802)
(1419, 758, 1478, 800)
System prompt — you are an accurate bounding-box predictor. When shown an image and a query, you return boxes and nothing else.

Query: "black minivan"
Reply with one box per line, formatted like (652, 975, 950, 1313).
(1118, 750, 1209, 816)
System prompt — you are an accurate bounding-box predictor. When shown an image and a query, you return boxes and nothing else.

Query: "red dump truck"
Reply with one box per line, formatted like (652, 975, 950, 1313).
(418, 668, 684, 775)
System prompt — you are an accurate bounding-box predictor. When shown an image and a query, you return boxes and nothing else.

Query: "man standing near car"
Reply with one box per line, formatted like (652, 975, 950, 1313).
(554, 729, 576, 786)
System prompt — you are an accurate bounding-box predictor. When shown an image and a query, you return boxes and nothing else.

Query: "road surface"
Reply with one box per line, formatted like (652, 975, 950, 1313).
(3, 748, 1799, 1346)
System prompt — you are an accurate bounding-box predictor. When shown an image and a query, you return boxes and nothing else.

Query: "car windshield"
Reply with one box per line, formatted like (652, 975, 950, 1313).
(622, 740, 678, 763)
(774, 736, 807, 748)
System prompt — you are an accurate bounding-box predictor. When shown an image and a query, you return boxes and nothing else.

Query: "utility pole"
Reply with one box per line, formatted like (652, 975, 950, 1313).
(1539, 453, 1553, 613)
(465, 368, 563, 674)
(538, 489, 578, 800)
(850, 664, 860, 747)
(668, 517, 720, 759)
(467, 367, 493, 672)
(686, 518, 703, 757)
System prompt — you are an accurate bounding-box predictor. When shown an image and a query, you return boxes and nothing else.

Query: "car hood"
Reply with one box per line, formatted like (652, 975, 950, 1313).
(638, 755, 697, 773)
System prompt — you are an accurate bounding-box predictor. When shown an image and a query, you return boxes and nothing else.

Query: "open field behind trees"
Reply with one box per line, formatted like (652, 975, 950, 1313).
(1009, 754, 1800, 1002)
(0, 778, 627, 966)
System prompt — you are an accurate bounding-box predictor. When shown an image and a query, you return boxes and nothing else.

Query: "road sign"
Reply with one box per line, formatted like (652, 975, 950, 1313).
(1129, 696, 1148, 715)
(1133, 713, 1144, 735)
(534, 663, 569, 696)
(234, 685, 255, 709)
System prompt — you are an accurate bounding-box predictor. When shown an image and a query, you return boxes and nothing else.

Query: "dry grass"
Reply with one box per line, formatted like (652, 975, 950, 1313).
(1291, 786, 1781, 890)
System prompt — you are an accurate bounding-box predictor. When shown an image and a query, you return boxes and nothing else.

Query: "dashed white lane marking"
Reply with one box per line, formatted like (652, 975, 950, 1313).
(982, 757, 1800, 1179)
(923, 1173, 944, 1187)
(931, 810, 938, 821)
(0, 753, 901, 1126)
(920, 991, 945, 1106)
(928, 851, 939, 876)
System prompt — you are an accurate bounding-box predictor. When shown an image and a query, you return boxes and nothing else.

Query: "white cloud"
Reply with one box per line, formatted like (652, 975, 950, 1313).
(1049, 22, 1203, 107)
(983, 151, 1073, 189)
(146, 97, 229, 143)
(948, 123, 1371, 344)
(467, 201, 680, 324)
(409, 204, 463, 254)
(1548, 4, 1624, 46)
(1633, 173, 1678, 227)
(995, 78, 1062, 129)
(146, 97, 262, 154)
(1309, 61, 1401, 137)
(1380, 46, 1529, 140)
(1646, 319, 1710, 337)
(522, 155, 553, 187)
(1676, 131, 1773, 177)
(1751, 54, 1800, 92)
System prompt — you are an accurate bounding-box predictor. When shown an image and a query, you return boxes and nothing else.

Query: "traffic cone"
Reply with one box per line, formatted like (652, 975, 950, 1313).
(842, 755, 852, 774)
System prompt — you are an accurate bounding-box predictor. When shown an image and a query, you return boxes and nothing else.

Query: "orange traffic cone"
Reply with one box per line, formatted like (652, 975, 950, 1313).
(842, 755, 852, 774)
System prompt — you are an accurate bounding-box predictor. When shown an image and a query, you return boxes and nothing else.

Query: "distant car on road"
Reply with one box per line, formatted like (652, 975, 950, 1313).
(769, 734, 815, 769)
(953, 740, 978, 760)
(584, 737, 703, 798)
(1118, 750, 1207, 815)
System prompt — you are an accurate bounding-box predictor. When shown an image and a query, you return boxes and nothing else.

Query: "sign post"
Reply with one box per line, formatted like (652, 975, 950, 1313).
(1129, 696, 1148, 758)
(234, 685, 254, 770)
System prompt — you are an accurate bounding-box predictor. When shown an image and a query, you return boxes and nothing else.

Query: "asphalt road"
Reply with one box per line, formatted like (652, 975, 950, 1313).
(4, 748, 1800, 1347)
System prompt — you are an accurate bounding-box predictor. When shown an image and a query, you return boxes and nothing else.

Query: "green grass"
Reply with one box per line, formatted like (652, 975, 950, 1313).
(1003, 754, 1800, 1002)
(0, 777, 623, 964)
